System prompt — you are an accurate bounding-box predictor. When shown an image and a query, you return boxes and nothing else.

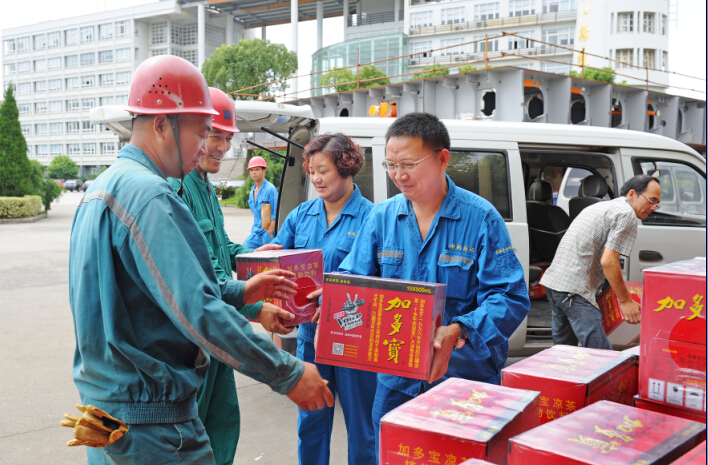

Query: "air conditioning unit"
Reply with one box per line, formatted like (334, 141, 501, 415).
(411, 59, 418, 65)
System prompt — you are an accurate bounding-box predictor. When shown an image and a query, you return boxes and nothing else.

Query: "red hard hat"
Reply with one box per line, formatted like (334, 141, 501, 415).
(125, 55, 218, 116)
(248, 156, 268, 170)
(209, 87, 239, 133)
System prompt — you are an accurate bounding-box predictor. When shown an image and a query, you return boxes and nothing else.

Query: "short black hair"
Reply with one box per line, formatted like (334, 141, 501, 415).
(620, 174, 660, 196)
(385, 112, 451, 151)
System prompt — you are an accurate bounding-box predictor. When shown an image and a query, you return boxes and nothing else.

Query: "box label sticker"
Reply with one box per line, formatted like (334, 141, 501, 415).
(684, 387, 705, 411)
(666, 382, 685, 406)
(648, 378, 666, 402)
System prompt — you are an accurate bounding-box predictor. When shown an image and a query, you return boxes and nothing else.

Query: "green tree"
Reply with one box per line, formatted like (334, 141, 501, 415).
(0, 83, 33, 197)
(47, 155, 79, 179)
(358, 65, 390, 88)
(231, 150, 285, 208)
(29, 160, 62, 213)
(568, 67, 616, 83)
(412, 65, 450, 80)
(319, 68, 357, 93)
(202, 40, 298, 99)
(458, 64, 478, 73)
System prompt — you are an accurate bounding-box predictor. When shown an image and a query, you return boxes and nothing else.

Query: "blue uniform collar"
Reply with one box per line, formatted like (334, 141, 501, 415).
(396, 174, 461, 220)
(307, 184, 364, 218)
(118, 144, 167, 180)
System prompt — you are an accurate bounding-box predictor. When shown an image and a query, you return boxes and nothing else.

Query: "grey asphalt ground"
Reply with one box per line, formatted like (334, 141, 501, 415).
(0, 191, 348, 465)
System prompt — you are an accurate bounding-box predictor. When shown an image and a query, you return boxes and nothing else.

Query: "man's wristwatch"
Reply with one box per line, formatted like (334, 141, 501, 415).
(453, 322, 467, 350)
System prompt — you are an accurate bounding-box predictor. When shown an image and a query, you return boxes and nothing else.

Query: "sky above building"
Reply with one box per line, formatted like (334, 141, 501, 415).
(0, 0, 705, 100)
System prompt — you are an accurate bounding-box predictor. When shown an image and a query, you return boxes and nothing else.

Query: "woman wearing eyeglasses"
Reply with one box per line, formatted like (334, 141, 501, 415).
(270, 133, 376, 465)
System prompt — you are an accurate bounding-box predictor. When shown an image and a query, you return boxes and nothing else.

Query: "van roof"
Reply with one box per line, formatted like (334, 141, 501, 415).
(319, 118, 705, 164)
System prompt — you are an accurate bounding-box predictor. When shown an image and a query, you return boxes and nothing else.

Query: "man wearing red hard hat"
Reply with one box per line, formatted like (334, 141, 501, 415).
(66, 55, 333, 464)
(243, 155, 279, 248)
(168, 87, 295, 465)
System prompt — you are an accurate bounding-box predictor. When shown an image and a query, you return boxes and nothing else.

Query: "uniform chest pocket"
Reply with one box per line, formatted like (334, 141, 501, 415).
(437, 251, 475, 300)
(196, 218, 214, 234)
(294, 234, 309, 249)
(336, 234, 356, 254)
(377, 247, 404, 279)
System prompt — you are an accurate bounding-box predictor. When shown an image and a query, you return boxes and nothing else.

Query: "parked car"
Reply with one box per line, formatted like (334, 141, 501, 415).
(64, 179, 82, 192)
(81, 180, 94, 192)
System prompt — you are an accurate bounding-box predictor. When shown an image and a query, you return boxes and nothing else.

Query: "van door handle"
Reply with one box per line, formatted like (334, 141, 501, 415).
(639, 251, 663, 261)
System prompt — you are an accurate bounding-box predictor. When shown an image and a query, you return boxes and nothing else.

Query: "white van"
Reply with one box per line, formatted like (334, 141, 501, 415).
(93, 103, 708, 355)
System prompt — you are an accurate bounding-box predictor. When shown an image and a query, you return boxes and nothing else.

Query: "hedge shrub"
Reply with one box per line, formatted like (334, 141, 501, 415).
(0, 195, 42, 218)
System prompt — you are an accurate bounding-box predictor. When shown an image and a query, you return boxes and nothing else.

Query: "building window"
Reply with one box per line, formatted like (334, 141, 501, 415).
(410, 11, 433, 28)
(36, 123, 48, 135)
(542, 0, 575, 13)
(100, 73, 114, 86)
(80, 26, 94, 43)
(35, 59, 47, 72)
(115, 48, 130, 62)
(47, 31, 61, 48)
(4, 63, 16, 75)
(509, 30, 535, 49)
(617, 12, 633, 32)
(27, 147, 32, 157)
(662, 51, 668, 71)
(37, 145, 49, 156)
(509, 0, 535, 17)
(36, 102, 48, 114)
(175, 49, 198, 67)
(66, 77, 79, 90)
(115, 95, 128, 105)
(115, 71, 131, 84)
(151, 22, 168, 45)
(474, 3, 500, 21)
(66, 28, 78, 45)
(662, 15, 667, 35)
(116, 20, 130, 38)
(81, 53, 95, 66)
(35, 81, 47, 93)
(541, 61, 571, 73)
(17, 61, 31, 73)
(67, 99, 80, 111)
(101, 96, 115, 105)
(100, 23, 114, 40)
(67, 122, 80, 133)
(34, 34, 46, 50)
(102, 142, 116, 154)
(66, 55, 79, 68)
(48, 57, 61, 69)
(48, 79, 62, 91)
(151, 48, 167, 57)
(21, 124, 31, 135)
(441, 38, 464, 55)
(50, 123, 62, 134)
(410, 41, 433, 57)
(16, 82, 31, 94)
(542, 28, 575, 46)
(4, 39, 16, 54)
(98, 50, 113, 64)
(441, 7, 465, 24)
(69, 144, 80, 155)
(643, 49, 655, 69)
(81, 76, 95, 88)
(81, 98, 95, 110)
(172, 22, 198, 45)
(643, 12, 655, 33)
(82, 121, 94, 133)
(473, 36, 499, 53)
(616, 49, 634, 68)
(49, 101, 62, 113)
(19, 103, 31, 114)
(206, 24, 225, 47)
(83, 143, 96, 154)
(17, 37, 29, 52)
(50, 144, 62, 155)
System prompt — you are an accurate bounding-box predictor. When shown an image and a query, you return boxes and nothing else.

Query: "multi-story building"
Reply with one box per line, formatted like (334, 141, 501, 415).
(1, 0, 245, 175)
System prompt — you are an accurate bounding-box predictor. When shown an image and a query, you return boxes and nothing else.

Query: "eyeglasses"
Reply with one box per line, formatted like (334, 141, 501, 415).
(381, 149, 441, 173)
(640, 193, 661, 210)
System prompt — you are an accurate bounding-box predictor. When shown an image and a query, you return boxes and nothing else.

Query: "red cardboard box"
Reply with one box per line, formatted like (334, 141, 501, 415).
(460, 460, 495, 465)
(669, 440, 706, 464)
(508, 401, 706, 465)
(235, 249, 323, 327)
(598, 282, 642, 346)
(380, 378, 540, 465)
(501, 345, 636, 425)
(635, 395, 706, 423)
(622, 345, 641, 399)
(315, 274, 445, 380)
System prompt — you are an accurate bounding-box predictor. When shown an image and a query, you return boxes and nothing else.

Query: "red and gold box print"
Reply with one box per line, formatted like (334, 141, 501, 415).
(597, 281, 642, 345)
(501, 345, 636, 425)
(508, 401, 707, 465)
(669, 440, 706, 465)
(380, 378, 540, 465)
(235, 249, 323, 328)
(315, 274, 445, 380)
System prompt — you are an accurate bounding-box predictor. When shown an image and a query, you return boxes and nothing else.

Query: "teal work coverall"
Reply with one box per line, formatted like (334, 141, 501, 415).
(169, 169, 263, 465)
(69, 145, 303, 465)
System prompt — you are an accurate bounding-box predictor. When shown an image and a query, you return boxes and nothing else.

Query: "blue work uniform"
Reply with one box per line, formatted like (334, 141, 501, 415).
(243, 179, 278, 249)
(271, 185, 378, 465)
(338, 175, 530, 460)
(69, 145, 303, 465)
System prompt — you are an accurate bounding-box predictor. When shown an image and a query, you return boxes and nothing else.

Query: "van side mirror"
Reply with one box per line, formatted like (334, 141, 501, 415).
(649, 169, 661, 178)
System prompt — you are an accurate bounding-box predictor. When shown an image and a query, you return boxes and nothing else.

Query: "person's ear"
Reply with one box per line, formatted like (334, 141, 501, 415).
(439, 149, 450, 171)
(152, 114, 169, 141)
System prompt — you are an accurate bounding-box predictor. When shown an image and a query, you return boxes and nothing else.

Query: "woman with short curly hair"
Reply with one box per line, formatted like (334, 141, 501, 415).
(271, 133, 377, 465)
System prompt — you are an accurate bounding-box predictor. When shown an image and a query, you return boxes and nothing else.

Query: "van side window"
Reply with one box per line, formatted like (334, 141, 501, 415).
(635, 160, 706, 223)
(388, 150, 511, 220)
(355, 147, 374, 203)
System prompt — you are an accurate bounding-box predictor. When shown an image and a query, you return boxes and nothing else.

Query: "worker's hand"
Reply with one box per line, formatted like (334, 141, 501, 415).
(620, 299, 641, 324)
(243, 269, 297, 304)
(254, 243, 283, 253)
(428, 324, 460, 384)
(314, 322, 321, 351)
(256, 302, 294, 335)
(286, 362, 334, 411)
(60, 404, 128, 447)
(308, 288, 323, 323)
